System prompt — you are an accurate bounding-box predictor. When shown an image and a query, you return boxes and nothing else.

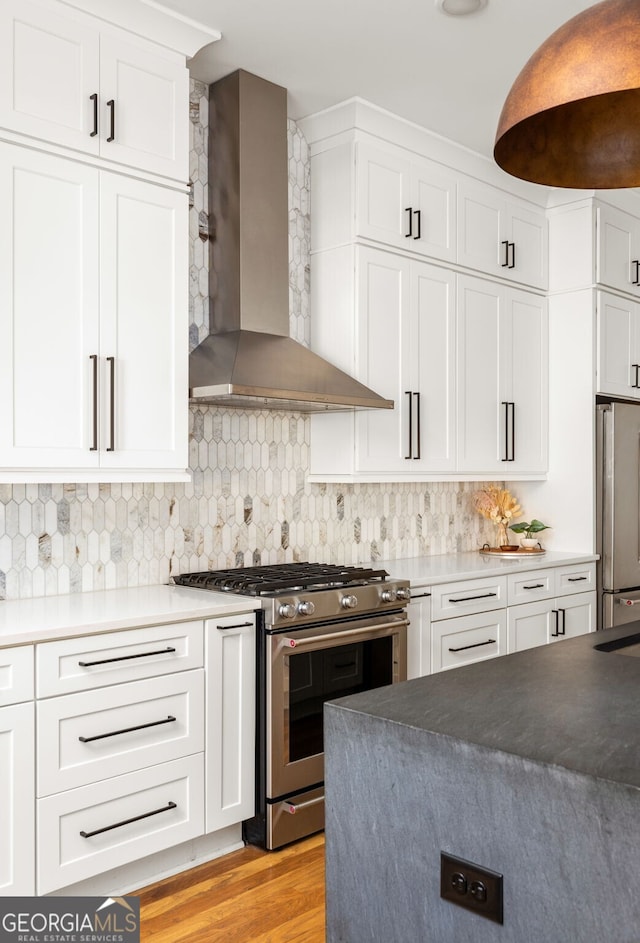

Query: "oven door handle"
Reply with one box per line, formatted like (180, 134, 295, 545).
(283, 794, 325, 815)
(278, 616, 408, 653)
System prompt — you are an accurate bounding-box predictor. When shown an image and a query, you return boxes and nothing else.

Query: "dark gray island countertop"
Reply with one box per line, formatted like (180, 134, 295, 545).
(324, 624, 640, 943)
(330, 622, 640, 790)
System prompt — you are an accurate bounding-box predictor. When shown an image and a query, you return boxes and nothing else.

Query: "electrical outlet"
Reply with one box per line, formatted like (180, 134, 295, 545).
(440, 852, 503, 924)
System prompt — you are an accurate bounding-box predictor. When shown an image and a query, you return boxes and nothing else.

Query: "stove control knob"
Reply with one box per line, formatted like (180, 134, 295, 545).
(341, 594, 358, 610)
(396, 587, 411, 601)
(381, 589, 398, 603)
(297, 600, 316, 616)
(278, 602, 297, 619)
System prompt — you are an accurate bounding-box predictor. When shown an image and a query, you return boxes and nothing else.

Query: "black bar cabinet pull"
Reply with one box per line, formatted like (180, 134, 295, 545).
(405, 391, 413, 459)
(632, 260, 640, 285)
(567, 576, 587, 582)
(509, 242, 516, 269)
(413, 209, 421, 240)
(558, 609, 566, 636)
(405, 207, 413, 238)
(79, 716, 176, 743)
(501, 401, 510, 460)
(89, 354, 98, 451)
(510, 401, 515, 460)
(410, 592, 431, 600)
(106, 99, 115, 142)
(501, 240, 509, 267)
(551, 609, 560, 637)
(90, 93, 98, 137)
(107, 356, 115, 451)
(449, 592, 497, 603)
(78, 646, 176, 668)
(413, 392, 421, 459)
(80, 801, 177, 839)
(523, 583, 544, 590)
(449, 638, 495, 653)
(632, 364, 640, 388)
(216, 621, 254, 630)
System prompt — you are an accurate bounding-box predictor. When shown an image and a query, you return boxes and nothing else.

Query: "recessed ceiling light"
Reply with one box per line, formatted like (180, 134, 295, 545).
(436, 0, 488, 15)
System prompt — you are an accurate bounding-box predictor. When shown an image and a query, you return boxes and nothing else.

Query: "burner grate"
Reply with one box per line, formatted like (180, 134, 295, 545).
(174, 562, 390, 596)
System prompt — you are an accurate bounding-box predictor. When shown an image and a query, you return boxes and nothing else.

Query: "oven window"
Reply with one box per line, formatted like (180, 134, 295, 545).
(287, 636, 393, 762)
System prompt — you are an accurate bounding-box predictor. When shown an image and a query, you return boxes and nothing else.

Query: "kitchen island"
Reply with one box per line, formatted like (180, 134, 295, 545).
(324, 623, 640, 943)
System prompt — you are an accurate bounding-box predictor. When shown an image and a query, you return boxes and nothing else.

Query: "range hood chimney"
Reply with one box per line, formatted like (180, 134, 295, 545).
(188, 69, 393, 412)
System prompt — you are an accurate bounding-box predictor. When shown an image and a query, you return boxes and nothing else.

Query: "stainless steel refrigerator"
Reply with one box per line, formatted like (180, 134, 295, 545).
(597, 401, 640, 628)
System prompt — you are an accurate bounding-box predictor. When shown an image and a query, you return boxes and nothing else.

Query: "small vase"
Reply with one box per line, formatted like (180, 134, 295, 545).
(495, 522, 510, 548)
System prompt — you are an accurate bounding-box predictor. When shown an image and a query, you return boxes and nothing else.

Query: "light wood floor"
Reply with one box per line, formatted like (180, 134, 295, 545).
(135, 834, 326, 943)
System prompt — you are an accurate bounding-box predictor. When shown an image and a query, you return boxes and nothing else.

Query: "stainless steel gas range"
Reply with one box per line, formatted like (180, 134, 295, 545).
(174, 563, 410, 849)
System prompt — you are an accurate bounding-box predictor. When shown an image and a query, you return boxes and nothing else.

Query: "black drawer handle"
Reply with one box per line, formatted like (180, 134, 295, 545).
(78, 646, 177, 667)
(335, 661, 357, 669)
(80, 801, 177, 839)
(79, 715, 176, 743)
(216, 621, 254, 630)
(410, 592, 432, 600)
(449, 638, 495, 653)
(405, 207, 413, 238)
(106, 98, 115, 142)
(89, 92, 98, 137)
(523, 583, 544, 589)
(448, 592, 497, 603)
(567, 576, 587, 582)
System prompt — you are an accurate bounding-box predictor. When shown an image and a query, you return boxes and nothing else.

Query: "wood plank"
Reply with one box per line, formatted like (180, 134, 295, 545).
(136, 835, 326, 942)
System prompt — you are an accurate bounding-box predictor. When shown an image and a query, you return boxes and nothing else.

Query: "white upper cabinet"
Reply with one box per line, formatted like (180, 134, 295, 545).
(456, 274, 548, 476)
(355, 141, 457, 263)
(355, 248, 456, 474)
(0, 0, 189, 180)
(0, 143, 188, 480)
(457, 179, 548, 289)
(597, 290, 640, 400)
(596, 202, 640, 296)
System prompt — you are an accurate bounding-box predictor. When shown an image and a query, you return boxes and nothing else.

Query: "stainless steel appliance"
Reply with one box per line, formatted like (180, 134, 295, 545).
(174, 563, 409, 848)
(597, 401, 640, 627)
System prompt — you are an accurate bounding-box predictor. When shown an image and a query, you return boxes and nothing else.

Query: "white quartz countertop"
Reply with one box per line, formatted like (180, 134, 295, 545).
(376, 550, 598, 587)
(0, 584, 261, 648)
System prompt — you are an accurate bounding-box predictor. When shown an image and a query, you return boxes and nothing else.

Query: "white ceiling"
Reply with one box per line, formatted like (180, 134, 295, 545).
(158, 0, 594, 159)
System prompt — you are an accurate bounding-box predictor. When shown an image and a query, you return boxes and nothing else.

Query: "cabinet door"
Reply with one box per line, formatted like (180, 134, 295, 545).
(0, 143, 100, 469)
(596, 202, 640, 295)
(457, 180, 505, 278)
(99, 32, 189, 180)
(0, 702, 35, 894)
(205, 613, 256, 832)
(507, 599, 553, 652)
(552, 591, 597, 642)
(0, 0, 100, 155)
(456, 275, 505, 472)
(432, 610, 506, 672)
(410, 157, 457, 263)
(99, 172, 188, 471)
(505, 199, 548, 289)
(506, 288, 548, 473)
(407, 589, 431, 678)
(354, 248, 411, 473)
(355, 142, 412, 250)
(597, 290, 640, 399)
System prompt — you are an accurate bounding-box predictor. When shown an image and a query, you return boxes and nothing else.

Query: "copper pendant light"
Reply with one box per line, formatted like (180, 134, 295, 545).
(494, 0, 640, 188)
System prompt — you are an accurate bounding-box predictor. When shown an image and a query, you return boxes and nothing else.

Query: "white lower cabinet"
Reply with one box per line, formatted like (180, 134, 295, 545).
(0, 701, 35, 894)
(508, 592, 597, 653)
(37, 753, 204, 894)
(205, 613, 256, 833)
(407, 588, 431, 679)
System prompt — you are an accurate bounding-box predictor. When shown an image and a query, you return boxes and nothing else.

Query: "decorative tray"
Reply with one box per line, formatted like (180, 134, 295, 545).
(479, 546, 545, 556)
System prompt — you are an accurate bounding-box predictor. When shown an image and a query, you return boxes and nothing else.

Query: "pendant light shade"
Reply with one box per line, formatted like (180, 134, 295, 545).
(494, 0, 640, 189)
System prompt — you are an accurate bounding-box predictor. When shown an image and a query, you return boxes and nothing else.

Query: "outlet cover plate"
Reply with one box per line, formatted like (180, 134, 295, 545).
(440, 851, 504, 924)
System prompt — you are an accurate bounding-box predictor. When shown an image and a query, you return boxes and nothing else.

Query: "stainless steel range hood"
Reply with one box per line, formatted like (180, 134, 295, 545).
(189, 69, 393, 413)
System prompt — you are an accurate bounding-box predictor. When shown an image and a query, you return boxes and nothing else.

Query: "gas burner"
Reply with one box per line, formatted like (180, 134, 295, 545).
(174, 562, 390, 597)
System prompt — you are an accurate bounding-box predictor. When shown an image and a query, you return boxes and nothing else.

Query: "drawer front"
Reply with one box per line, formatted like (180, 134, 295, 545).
(507, 568, 555, 606)
(37, 670, 204, 797)
(37, 753, 204, 895)
(36, 620, 204, 697)
(0, 645, 34, 706)
(430, 577, 507, 621)
(554, 563, 596, 596)
(432, 611, 506, 672)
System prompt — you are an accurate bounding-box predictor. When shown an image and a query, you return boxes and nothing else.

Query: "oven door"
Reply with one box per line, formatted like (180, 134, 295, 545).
(267, 611, 407, 800)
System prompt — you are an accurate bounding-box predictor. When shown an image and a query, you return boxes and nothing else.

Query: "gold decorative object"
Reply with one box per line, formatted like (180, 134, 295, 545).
(494, 0, 640, 188)
(473, 486, 521, 548)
